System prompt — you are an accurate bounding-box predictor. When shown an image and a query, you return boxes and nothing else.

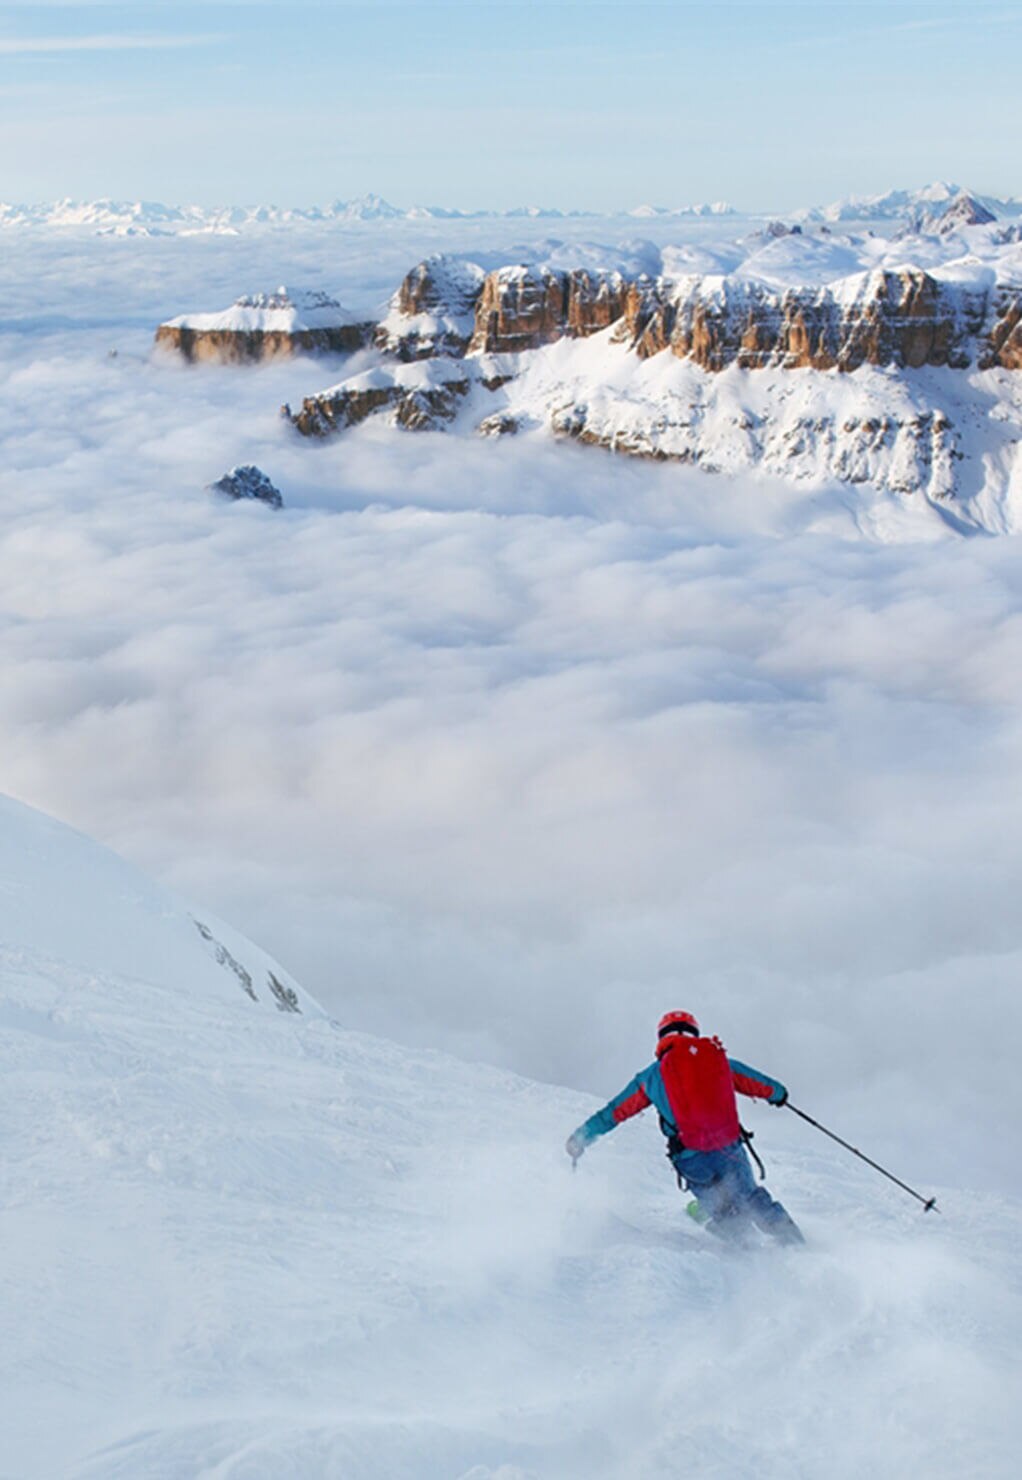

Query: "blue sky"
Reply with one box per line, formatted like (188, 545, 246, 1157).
(1, 2, 1019, 210)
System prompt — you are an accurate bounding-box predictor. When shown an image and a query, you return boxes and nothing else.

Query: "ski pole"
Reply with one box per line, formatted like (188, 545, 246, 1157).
(786, 1103, 939, 1213)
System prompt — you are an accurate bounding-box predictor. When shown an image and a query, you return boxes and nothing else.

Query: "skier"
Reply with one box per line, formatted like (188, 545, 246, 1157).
(565, 1011, 804, 1244)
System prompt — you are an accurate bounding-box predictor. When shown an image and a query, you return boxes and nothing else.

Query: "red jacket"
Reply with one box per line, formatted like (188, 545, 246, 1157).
(575, 1034, 786, 1153)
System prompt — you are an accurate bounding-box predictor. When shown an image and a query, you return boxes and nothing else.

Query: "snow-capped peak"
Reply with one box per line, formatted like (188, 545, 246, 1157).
(807, 180, 1019, 227)
(329, 192, 404, 221)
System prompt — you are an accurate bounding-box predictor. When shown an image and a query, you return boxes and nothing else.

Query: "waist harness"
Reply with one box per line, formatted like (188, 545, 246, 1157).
(663, 1122, 766, 1184)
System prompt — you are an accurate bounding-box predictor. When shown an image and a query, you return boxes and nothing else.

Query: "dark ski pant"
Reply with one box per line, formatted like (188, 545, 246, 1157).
(673, 1139, 803, 1244)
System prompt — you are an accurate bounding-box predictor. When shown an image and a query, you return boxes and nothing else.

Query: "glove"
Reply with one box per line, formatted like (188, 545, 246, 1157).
(769, 1086, 788, 1107)
(565, 1131, 586, 1162)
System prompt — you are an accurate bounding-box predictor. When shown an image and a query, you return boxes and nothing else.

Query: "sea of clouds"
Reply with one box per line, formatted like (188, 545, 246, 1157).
(2, 220, 1020, 1198)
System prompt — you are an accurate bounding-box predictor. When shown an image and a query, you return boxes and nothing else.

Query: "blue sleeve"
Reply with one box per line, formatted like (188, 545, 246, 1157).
(729, 1057, 787, 1104)
(574, 1069, 652, 1145)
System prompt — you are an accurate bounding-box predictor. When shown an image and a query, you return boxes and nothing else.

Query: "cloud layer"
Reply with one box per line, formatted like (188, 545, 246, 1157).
(0, 35, 218, 55)
(2, 224, 1021, 1194)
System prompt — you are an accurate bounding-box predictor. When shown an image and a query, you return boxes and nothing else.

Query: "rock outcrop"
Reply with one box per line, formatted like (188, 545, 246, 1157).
(373, 257, 636, 359)
(208, 465, 283, 508)
(550, 396, 965, 503)
(375, 257, 486, 359)
(904, 191, 998, 237)
(750, 220, 803, 241)
(287, 362, 472, 437)
(468, 266, 631, 353)
(983, 290, 1022, 369)
(477, 412, 520, 438)
(608, 269, 991, 372)
(156, 288, 373, 363)
(373, 255, 1011, 375)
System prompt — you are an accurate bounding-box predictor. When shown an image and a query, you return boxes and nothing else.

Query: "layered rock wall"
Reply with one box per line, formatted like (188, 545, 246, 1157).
(155, 287, 373, 363)
(656, 270, 986, 372)
(467, 267, 630, 352)
(550, 400, 965, 503)
(381, 255, 1017, 374)
(288, 365, 471, 437)
(155, 323, 371, 364)
(983, 290, 1022, 369)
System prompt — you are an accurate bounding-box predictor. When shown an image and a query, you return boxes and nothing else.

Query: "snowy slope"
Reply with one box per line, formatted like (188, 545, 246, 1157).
(1, 795, 1019, 1479)
(0, 794, 315, 1016)
(485, 342, 1022, 528)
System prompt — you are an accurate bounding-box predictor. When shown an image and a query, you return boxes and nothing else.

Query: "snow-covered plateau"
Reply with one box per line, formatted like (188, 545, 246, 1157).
(156, 288, 373, 363)
(2, 792, 1018, 1480)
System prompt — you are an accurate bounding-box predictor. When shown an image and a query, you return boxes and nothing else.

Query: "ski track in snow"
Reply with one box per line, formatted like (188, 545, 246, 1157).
(5, 949, 1019, 1480)
(0, 798, 1019, 1480)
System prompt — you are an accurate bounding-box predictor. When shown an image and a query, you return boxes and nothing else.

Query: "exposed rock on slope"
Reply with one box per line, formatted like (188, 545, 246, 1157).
(288, 360, 472, 436)
(985, 291, 1022, 370)
(375, 257, 639, 359)
(468, 265, 631, 352)
(808, 180, 1015, 226)
(375, 256, 487, 359)
(550, 382, 965, 503)
(208, 465, 284, 508)
(905, 191, 998, 237)
(156, 287, 373, 363)
(359, 253, 1017, 373)
(0, 791, 318, 1016)
(621, 269, 990, 372)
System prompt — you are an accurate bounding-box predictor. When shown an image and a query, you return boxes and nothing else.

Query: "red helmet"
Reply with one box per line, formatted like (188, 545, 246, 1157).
(657, 1010, 699, 1042)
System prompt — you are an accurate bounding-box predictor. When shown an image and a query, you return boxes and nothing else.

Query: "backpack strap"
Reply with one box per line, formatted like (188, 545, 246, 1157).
(741, 1124, 766, 1181)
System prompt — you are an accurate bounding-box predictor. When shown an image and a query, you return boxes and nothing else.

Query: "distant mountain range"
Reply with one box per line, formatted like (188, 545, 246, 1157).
(801, 180, 1022, 224)
(0, 193, 598, 234)
(4, 184, 1018, 235)
(0, 192, 738, 234)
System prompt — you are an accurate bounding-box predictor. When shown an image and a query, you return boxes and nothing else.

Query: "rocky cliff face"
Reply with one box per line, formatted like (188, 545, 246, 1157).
(156, 323, 371, 363)
(467, 266, 630, 352)
(375, 256, 486, 359)
(984, 290, 1022, 369)
(287, 362, 472, 436)
(376, 255, 1015, 375)
(550, 397, 965, 503)
(631, 269, 989, 372)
